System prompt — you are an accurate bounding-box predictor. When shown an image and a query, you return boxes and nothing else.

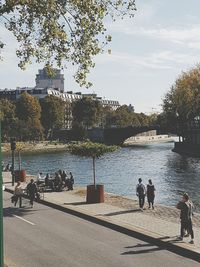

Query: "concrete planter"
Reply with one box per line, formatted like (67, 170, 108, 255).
(86, 184, 104, 204)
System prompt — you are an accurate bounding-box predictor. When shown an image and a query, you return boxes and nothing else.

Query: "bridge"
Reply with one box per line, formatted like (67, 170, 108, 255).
(55, 125, 160, 146)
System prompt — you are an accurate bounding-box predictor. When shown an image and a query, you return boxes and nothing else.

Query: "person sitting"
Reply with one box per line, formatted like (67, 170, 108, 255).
(61, 171, 67, 183)
(54, 172, 62, 191)
(45, 174, 50, 187)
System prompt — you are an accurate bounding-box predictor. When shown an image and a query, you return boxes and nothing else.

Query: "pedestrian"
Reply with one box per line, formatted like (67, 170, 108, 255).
(147, 179, 155, 209)
(14, 181, 23, 208)
(69, 172, 74, 190)
(136, 178, 146, 211)
(27, 179, 37, 208)
(176, 193, 194, 244)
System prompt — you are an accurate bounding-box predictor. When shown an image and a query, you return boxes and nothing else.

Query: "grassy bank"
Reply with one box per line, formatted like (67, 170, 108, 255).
(2, 141, 69, 155)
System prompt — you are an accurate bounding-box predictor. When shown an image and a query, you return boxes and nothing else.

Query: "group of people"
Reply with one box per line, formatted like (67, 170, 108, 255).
(12, 179, 39, 208)
(136, 178, 155, 211)
(136, 178, 195, 244)
(37, 170, 74, 192)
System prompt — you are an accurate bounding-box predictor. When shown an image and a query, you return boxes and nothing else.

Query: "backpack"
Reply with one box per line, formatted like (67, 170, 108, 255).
(137, 183, 145, 195)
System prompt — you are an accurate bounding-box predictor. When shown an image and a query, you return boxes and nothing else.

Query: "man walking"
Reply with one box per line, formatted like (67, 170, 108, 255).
(27, 179, 37, 208)
(136, 178, 146, 211)
(176, 193, 194, 244)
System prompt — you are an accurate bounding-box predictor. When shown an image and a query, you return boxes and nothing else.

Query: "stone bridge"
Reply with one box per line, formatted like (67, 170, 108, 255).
(56, 125, 160, 146)
(90, 126, 160, 145)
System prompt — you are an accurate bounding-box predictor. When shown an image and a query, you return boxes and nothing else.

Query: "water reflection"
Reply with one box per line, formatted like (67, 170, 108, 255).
(3, 142, 200, 211)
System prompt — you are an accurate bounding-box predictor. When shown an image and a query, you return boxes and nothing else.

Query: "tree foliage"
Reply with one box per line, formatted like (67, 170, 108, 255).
(162, 64, 200, 129)
(0, 0, 136, 87)
(0, 98, 18, 140)
(69, 141, 118, 186)
(40, 95, 65, 138)
(72, 97, 103, 129)
(15, 92, 43, 140)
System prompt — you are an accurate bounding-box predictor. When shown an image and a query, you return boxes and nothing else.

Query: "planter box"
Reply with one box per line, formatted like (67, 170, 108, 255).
(86, 184, 104, 204)
(14, 170, 26, 182)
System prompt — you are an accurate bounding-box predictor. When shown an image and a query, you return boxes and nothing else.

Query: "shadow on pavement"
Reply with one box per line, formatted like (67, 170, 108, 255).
(3, 206, 35, 218)
(122, 243, 163, 255)
(98, 209, 141, 217)
(64, 202, 86, 206)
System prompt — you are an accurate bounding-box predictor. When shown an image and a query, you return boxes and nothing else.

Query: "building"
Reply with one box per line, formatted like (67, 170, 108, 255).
(35, 68, 64, 92)
(0, 68, 121, 129)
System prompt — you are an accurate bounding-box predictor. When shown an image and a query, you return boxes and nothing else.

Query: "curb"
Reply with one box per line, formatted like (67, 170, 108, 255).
(5, 188, 200, 262)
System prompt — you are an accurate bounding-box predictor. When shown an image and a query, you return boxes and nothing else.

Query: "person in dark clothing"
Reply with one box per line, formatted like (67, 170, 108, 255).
(147, 179, 155, 209)
(136, 178, 146, 211)
(68, 172, 74, 190)
(176, 193, 194, 244)
(27, 179, 37, 208)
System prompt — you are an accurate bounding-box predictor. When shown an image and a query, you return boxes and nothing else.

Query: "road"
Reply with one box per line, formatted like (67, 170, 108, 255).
(3, 191, 199, 267)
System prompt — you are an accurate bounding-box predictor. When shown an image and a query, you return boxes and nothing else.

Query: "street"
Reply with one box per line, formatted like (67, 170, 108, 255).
(3, 191, 199, 267)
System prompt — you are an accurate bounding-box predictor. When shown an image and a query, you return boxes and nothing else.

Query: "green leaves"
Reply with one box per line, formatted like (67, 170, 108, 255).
(162, 64, 200, 125)
(72, 97, 103, 129)
(0, 0, 136, 87)
(68, 141, 118, 159)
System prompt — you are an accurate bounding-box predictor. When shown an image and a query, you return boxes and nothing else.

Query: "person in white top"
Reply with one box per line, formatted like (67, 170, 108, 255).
(136, 178, 146, 211)
(14, 181, 23, 207)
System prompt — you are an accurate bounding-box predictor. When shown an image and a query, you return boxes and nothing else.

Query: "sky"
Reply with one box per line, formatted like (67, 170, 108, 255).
(1, 0, 200, 113)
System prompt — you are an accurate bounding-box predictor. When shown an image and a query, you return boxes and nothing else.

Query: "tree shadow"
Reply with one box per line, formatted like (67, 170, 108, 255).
(122, 243, 163, 255)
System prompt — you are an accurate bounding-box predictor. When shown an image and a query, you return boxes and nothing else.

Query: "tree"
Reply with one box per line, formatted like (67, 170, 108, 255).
(112, 105, 141, 127)
(40, 95, 65, 139)
(162, 64, 200, 128)
(0, 1, 136, 87)
(136, 112, 149, 127)
(72, 97, 103, 129)
(69, 141, 118, 187)
(16, 92, 43, 140)
(0, 99, 18, 140)
(16, 92, 41, 120)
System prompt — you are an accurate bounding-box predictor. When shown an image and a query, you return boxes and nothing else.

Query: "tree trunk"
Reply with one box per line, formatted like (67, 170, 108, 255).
(92, 156, 96, 188)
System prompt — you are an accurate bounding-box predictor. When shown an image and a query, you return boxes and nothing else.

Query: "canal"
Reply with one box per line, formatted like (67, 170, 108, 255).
(3, 141, 200, 211)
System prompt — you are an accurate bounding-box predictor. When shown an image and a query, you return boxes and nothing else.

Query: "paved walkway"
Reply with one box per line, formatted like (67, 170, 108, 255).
(3, 172, 200, 259)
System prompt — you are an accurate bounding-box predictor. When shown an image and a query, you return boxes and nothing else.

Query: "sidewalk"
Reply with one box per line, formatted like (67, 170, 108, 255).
(3, 172, 200, 261)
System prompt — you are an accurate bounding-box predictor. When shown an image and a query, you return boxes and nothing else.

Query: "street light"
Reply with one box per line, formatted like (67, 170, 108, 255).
(10, 138, 16, 186)
(0, 122, 4, 267)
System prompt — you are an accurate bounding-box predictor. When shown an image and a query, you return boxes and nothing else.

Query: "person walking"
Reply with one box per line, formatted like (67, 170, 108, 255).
(147, 179, 155, 209)
(27, 179, 37, 208)
(176, 193, 194, 244)
(14, 181, 23, 208)
(136, 178, 146, 211)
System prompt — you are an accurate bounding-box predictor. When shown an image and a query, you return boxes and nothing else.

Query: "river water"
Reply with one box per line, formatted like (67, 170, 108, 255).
(3, 141, 200, 211)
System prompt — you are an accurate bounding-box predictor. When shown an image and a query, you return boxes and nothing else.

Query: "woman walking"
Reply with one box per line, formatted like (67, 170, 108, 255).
(147, 179, 155, 209)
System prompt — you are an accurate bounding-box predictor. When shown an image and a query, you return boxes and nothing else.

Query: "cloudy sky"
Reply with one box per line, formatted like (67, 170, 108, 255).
(1, 0, 200, 113)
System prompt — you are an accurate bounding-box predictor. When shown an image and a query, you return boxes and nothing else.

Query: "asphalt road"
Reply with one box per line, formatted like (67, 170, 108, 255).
(3, 191, 199, 267)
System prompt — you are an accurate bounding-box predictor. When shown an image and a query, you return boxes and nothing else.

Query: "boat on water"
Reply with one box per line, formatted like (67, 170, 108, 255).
(124, 134, 175, 146)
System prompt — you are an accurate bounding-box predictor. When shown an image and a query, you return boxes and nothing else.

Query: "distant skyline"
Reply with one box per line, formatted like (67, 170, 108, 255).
(1, 0, 200, 113)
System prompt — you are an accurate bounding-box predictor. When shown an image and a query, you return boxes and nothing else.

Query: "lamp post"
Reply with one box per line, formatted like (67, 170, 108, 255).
(0, 122, 4, 267)
(10, 138, 16, 186)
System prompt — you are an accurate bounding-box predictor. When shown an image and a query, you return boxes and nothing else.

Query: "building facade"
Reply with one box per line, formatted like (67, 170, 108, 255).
(35, 68, 64, 92)
(0, 68, 121, 129)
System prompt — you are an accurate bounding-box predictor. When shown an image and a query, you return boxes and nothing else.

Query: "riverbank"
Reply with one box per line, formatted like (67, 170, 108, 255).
(2, 141, 69, 154)
(3, 172, 200, 260)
